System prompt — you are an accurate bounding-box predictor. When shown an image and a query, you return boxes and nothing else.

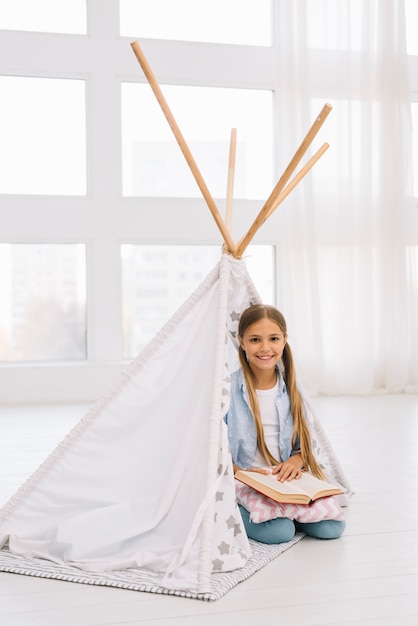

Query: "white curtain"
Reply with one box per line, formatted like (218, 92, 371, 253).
(271, 0, 416, 394)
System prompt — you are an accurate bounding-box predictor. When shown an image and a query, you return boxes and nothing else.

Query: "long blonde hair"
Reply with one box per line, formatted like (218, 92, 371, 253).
(238, 304, 325, 479)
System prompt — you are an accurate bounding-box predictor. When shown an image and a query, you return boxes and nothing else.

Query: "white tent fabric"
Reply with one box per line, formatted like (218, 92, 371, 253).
(0, 254, 351, 595)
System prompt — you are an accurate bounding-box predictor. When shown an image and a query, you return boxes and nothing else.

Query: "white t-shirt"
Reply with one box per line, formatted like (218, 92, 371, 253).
(251, 383, 280, 467)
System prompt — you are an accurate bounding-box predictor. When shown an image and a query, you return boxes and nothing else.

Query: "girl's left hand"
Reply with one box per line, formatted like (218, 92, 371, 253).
(271, 461, 303, 483)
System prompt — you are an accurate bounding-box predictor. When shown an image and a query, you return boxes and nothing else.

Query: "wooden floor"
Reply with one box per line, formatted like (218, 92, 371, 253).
(0, 394, 417, 625)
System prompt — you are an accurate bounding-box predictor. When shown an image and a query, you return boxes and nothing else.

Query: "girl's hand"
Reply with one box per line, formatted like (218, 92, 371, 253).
(271, 461, 304, 483)
(233, 464, 271, 476)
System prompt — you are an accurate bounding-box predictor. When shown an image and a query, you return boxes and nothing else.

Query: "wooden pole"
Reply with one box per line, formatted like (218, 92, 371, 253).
(235, 143, 329, 258)
(234, 104, 332, 258)
(130, 40, 236, 255)
(225, 128, 237, 232)
(265, 143, 329, 217)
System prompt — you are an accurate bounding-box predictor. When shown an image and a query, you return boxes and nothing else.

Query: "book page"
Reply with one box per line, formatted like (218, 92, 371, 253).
(237, 470, 341, 498)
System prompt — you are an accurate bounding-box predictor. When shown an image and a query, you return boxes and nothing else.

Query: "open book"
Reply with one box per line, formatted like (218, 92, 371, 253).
(234, 469, 344, 505)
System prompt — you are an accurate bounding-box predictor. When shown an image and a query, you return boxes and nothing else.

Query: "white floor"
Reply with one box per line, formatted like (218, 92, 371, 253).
(0, 394, 417, 626)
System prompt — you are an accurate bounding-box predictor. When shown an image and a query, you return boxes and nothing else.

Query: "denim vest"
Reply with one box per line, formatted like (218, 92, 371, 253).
(225, 367, 299, 468)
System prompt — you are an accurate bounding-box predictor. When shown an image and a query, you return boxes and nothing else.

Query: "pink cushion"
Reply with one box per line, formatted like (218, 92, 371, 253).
(235, 480, 344, 524)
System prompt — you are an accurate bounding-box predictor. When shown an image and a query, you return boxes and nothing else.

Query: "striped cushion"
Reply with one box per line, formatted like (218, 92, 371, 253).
(235, 481, 344, 524)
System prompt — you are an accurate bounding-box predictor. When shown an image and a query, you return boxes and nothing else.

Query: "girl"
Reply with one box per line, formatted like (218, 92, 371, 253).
(225, 304, 345, 544)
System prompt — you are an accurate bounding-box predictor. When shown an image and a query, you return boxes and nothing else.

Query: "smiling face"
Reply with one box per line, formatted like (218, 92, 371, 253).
(239, 316, 287, 383)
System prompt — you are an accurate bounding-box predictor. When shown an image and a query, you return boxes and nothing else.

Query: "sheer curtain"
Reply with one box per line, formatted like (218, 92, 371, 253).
(271, 0, 416, 394)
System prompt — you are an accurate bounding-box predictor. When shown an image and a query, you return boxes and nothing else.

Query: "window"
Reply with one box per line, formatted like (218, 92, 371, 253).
(306, 0, 363, 51)
(2, 1, 416, 400)
(0, 77, 86, 195)
(121, 83, 273, 199)
(0, 0, 87, 34)
(119, 0, 272, 46)
(0, 244, 86, 362)
(405, 0, 418, 55)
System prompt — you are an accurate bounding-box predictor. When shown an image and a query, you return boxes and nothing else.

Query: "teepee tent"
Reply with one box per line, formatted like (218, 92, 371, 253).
(0, 42, 350, 600)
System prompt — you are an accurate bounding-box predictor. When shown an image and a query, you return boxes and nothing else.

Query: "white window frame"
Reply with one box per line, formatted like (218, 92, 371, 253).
(0, 0, 417, 403)
(0, 1, 277, 402)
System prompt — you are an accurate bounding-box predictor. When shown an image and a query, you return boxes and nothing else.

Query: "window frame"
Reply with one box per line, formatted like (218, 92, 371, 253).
(0, 0, 417, 402)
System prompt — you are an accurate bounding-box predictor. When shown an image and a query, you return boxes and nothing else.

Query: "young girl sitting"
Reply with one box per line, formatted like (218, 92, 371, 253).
(225, 303, 346, 544)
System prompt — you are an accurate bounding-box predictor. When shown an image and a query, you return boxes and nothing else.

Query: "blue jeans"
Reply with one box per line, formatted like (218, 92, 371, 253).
(238, 504, 345, 544)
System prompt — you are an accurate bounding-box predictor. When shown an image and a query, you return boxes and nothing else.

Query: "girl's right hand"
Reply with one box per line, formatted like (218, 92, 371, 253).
(233, 464, 272, 475)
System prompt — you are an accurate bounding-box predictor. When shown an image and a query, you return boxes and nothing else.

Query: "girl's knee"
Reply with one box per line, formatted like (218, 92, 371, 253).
(297, 519, 346, 540)
(256, 517, 295, 544)
(238, 506, 296, 544)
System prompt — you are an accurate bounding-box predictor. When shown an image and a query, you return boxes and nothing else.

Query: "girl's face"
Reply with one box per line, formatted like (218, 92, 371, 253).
(239, 317, 287, 378)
